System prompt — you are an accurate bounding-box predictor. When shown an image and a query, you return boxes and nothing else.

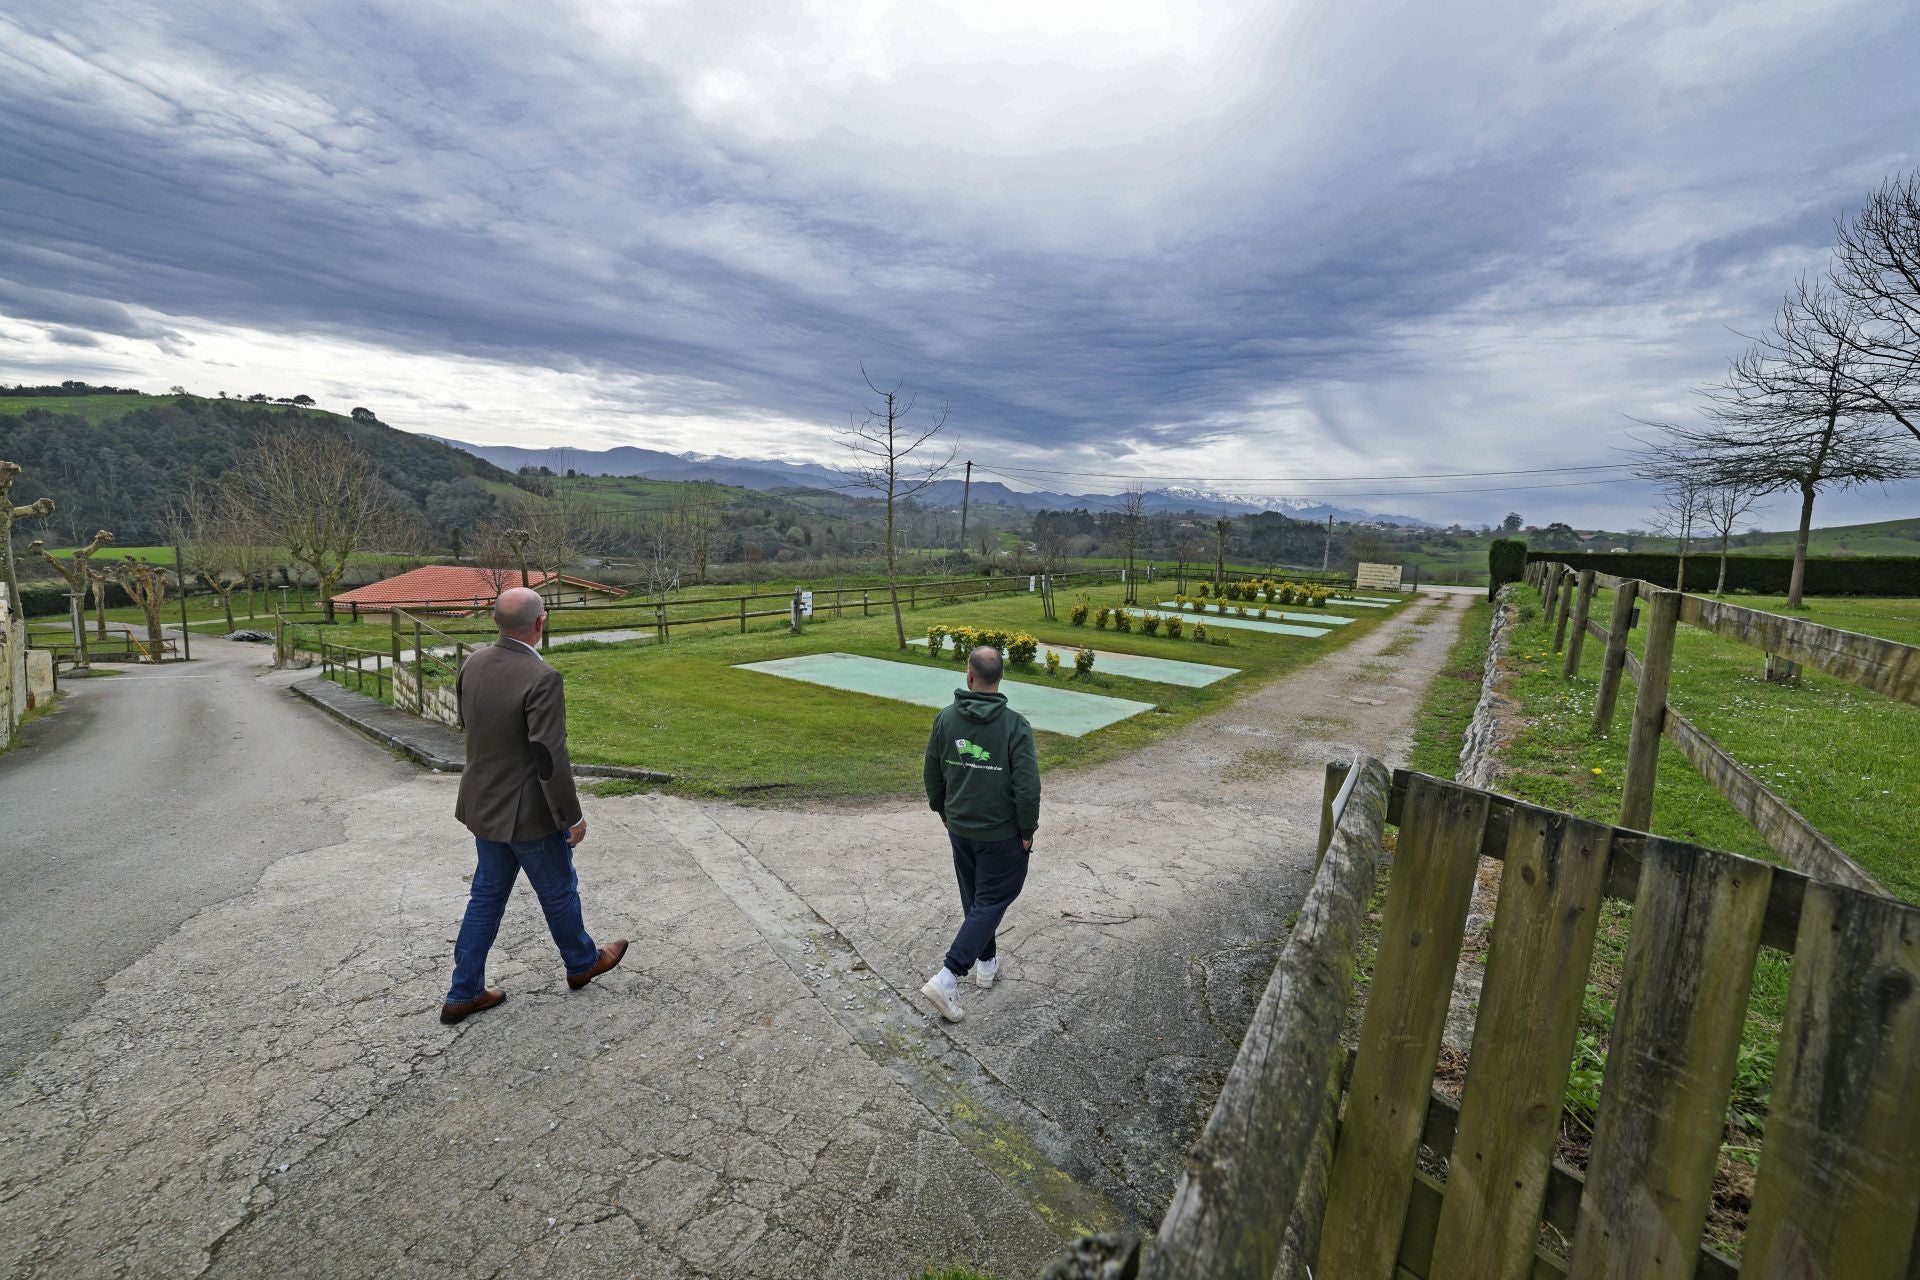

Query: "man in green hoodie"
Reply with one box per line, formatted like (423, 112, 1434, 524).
(919, 645, 1041, 1022)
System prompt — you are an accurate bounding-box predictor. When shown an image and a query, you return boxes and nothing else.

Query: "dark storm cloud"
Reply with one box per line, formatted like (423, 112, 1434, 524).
(2, 1, 1919, 525)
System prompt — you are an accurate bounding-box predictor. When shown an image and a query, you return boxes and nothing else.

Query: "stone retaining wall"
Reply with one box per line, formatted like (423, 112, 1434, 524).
(393, 661, 460, 729)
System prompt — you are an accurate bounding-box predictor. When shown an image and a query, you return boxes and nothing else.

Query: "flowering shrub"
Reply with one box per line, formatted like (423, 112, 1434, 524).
(1189, 598, 1205, 613)
(1196, 582, 1212, 598)
(1094, 607, 1111, 629)
(1074, 646, 1096, 676)
(1006, 633, 1039, 665)
(1192, 623, 1208, 643)
(1141, 612, 1162, 635)
(1163, 614, 1184, 639)
(1069, 599, 1090, 626)
(926, 624, 950, 655)
(1112, 608, 1133, 633)
(1044, 650, 1061, 676)
(1256, 606, 1268, 619)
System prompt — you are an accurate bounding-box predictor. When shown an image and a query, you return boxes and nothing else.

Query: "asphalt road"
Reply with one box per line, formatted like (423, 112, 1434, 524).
(0, 634, 410, 1077)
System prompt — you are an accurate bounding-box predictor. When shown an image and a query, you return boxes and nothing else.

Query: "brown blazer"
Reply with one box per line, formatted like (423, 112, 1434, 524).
(453, 639, 583, 843)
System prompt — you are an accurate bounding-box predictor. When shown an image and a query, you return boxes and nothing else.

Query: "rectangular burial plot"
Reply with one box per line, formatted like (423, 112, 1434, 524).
(736, 652, 1155, 737)
(1157, 603, 1357, 627)
(1141, 612, 1337, 639)
(910, 637, 1238, 687)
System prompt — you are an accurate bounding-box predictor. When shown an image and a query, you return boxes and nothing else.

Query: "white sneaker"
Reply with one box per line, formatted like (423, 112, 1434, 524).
(920, 969, 964, 1022)
(975, 957, 1000, 989)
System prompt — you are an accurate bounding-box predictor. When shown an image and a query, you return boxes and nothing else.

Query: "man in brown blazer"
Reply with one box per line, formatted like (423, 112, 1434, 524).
(440, 586, 626, 1024)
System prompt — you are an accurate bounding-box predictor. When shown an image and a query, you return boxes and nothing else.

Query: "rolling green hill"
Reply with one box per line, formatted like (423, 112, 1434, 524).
(2, 393, 511, 545)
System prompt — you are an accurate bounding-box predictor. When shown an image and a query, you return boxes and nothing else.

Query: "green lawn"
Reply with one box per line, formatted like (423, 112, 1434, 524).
(1405, 599, 1492, 778)
(547, 583, 1404, 800)
(0, 394, 180, 423)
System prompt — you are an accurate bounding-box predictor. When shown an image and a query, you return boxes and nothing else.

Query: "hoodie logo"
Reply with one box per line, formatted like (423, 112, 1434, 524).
(955, 738, 992, 763)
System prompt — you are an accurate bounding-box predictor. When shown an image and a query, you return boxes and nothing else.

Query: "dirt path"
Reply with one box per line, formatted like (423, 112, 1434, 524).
(637, 589, 1473, 1226)
(0, 592, 1471, 1279)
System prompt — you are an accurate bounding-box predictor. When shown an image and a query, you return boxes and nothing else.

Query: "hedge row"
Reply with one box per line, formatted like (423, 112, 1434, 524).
(14, 580, 136, 615)
(1523, 549, 1920, 596)
(1487, 539, 1528, 599)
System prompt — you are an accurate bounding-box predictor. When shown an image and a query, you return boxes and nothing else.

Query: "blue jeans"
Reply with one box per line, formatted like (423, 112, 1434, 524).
(446, 831, 599, 1003)
(944, 832, 1029, 976)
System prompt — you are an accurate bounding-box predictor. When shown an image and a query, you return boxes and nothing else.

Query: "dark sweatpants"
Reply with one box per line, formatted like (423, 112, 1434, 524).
(943, 831, 1030, 976)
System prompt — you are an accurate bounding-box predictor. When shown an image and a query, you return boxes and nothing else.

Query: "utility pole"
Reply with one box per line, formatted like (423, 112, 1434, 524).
(958, 460, 972, 557)
(172, 540, 192, 660)
(1322, 514, 1333, 572)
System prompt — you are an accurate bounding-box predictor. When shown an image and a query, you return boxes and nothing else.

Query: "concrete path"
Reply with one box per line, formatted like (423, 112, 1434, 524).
(0, 594, 1473, 1278)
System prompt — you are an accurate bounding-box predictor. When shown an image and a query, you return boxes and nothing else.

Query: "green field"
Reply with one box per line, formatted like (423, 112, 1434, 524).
(0, 394, 181, 423)
(421, 582, 1407, 801)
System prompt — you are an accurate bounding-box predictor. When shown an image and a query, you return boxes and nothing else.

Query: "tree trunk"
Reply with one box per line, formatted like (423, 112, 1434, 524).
(146, 606, 164, 660)
(92, 581, 108, 636)
(220, 585, 236, 631)
(1716, 530, 1731, 595)
(886, 490, 906, 648)
(1787, 482, 1817, 608)
(320, 571, 339, 622)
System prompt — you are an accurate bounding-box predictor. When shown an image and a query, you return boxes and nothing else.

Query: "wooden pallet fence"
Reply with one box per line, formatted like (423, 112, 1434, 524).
(1528, 564, 1909, 894)
(1056, 761, 1920, 1280)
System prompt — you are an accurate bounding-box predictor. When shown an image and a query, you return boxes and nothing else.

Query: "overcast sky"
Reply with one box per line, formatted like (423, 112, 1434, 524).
(3, 0, 1918, 529)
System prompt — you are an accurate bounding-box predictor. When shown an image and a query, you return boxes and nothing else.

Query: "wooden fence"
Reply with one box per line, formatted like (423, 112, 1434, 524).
(1523, 561, 1919, 894)
(29, 624, 177, 666)
(1060, 757, 1920, 1279)
(317, 637, 394, 701)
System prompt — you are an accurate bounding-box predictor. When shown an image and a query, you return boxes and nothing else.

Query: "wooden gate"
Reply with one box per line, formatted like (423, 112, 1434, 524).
(1067, 756, 1920, 1280)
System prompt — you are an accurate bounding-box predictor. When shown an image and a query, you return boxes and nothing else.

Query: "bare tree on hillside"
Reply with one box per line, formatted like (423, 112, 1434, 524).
(837, 368, 954, 648)
(1832, 173, 1920, 442)
(2, 461, 57, 616)
(238, 430, 393, 620)
(30, 530, 113, 668)
(1643, 281, 1920, 606)
(173, 481, 247, 631)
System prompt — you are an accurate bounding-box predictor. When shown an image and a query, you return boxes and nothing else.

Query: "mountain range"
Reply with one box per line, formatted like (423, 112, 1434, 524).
(422, 435, 1433, 526)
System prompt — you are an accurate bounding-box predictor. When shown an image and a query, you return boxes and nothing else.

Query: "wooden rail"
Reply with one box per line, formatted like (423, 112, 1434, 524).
(1521, 560, 1908, 894)
(1066, 761, 1920, 1280)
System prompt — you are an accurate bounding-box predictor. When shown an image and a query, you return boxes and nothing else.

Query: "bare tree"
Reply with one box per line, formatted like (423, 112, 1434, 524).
(1, 461, 56, 616)
(1213, 517, 1232, 589)
(1698, 482, 1763, 595)
(1831, 172, 1920, 442)
(173, 481, 246, 631)
(238, 430, 393, 620)
(837, 369, 954, 648)
(1644, 281, 1920, 606)
(30, 530, 114, 668)
(1120, 486, 1147, 605)
(114, 558, 169, 661)
(1643, 473, 1709, 592)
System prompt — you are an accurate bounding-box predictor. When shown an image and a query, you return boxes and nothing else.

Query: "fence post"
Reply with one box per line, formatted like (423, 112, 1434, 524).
(655, 603, 666, 644)
(1592, 580, 1638, 735)
(862, 590, 869, 617)
(790, 588, 803, 635)
(740, 596, 747, 634)
(412, 616, 424, 714)
(1563, 570, 1596, 677)
(1553, 565, 1576, 651)
(389, 608, 401, 680)
(1619, 587, 1680, 832)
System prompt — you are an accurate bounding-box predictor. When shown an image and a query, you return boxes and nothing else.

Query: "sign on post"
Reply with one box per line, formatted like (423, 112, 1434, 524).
(799, 590, 814, 619)
(1355, 562, 1404, 592)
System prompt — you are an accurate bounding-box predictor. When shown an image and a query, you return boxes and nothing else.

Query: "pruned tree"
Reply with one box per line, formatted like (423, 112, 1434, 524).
(30, 530, 114, 667)
(1642, 474, 1709, 592)
(1213, 517, 1232, 588)
(471, 521, 531, 595)
(837, 368, 954, 648)
(114, 558, 169, 661)
(85, 564, 113, 637)
(1, 460, 56, 616)
(238, 430, 393, 621)
(1831, 172, 1920, 442)
(1642, 281, 1920, 606)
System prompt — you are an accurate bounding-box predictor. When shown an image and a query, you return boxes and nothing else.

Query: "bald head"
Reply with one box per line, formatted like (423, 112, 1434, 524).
(494, 586, 547, 637)
(967, 645, 1003, 689)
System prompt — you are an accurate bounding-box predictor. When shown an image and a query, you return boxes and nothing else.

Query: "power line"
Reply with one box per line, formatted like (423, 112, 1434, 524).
(969, 465, 1634, 501)
(978, 461, 1637, 484)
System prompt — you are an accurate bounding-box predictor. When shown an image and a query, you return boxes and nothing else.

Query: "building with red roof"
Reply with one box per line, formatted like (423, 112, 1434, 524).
(330, 565, 626, 614)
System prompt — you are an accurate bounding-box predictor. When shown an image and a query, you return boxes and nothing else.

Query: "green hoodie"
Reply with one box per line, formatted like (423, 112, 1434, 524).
(924, 688, 1041, 843)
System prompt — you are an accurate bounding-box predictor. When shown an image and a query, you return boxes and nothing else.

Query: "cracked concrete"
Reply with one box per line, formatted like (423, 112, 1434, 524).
(0, 593, 1469, 1278)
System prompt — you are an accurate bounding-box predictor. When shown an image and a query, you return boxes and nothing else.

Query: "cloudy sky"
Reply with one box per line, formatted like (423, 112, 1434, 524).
(3, 0, 1918, 528)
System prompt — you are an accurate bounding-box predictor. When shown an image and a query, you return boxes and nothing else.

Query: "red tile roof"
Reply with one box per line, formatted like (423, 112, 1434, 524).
(331, 566, 625, 609)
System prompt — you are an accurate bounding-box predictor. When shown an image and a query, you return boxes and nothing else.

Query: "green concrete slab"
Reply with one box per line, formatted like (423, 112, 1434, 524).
(736, 652, 1156, 736)
(1157, 603, 1356, 626)
(909, 637, 1238, 687)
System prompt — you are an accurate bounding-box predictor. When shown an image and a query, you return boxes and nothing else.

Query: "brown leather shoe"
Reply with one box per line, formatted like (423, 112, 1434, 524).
(568, 940, 629, 990)
(440, 988, 505, 1025)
